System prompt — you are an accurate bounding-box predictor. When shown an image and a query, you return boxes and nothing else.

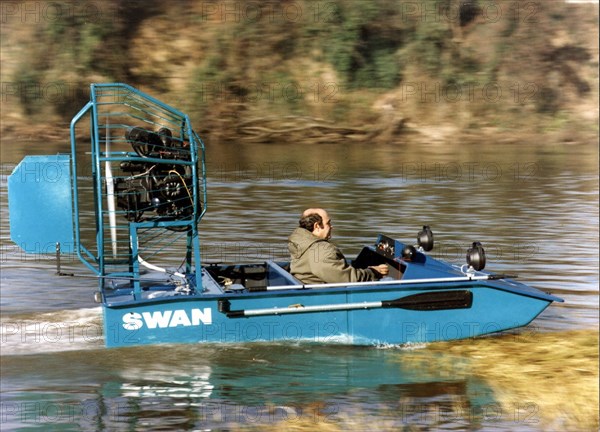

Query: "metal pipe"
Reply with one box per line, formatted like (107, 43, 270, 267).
(260, 274, 493, 292)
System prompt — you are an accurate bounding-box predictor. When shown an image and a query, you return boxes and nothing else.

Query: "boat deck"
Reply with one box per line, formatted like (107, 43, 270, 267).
(101, 243, 563, 309)
(103, 260, 308, 306)
(102, 244, 400, 306)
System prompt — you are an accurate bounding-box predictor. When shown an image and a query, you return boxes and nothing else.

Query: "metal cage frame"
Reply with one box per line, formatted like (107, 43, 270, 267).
(69, 83, 207, 296)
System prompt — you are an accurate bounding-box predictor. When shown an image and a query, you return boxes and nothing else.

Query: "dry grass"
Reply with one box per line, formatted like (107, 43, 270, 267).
(410, 329, 599, 431)
(233, 329, 598, 432)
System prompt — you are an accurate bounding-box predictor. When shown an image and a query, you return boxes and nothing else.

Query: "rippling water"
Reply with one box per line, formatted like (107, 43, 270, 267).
(1, 139, 598, 430)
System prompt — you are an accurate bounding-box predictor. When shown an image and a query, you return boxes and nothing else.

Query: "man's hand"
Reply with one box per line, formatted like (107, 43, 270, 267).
(369, 264, 389, 277)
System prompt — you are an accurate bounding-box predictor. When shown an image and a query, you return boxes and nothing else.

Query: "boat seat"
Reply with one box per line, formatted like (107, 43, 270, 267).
(265, 260, 302, 287)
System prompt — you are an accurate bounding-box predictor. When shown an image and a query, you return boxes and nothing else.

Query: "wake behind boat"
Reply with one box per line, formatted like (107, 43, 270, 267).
(7, 83, 563, 348)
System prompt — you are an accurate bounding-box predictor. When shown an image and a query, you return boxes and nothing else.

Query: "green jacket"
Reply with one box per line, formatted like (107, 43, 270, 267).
(287, 227, 378, 284)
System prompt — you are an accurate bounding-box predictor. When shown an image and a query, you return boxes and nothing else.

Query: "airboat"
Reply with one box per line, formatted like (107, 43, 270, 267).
(8, 83, 563, 348)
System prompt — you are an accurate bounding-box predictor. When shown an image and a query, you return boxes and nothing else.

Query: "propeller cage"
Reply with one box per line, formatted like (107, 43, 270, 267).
(68, 83, 207, 291)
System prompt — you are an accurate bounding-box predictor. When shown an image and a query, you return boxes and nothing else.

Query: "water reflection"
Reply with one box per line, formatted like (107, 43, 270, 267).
(0, 343, 499, 430)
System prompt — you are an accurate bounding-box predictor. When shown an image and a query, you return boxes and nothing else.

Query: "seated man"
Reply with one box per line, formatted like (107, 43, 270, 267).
(288, 208, 389, 284)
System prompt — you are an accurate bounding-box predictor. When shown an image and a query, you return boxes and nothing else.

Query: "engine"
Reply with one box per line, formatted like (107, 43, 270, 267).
(114, 126, 197, 225)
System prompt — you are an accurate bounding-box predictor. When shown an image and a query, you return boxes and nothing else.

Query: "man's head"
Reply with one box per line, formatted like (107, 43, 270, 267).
(299, 208, 332, 240)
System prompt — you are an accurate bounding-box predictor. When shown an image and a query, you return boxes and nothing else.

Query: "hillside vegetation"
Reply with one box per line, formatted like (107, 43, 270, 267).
(1, 0, 598, 144)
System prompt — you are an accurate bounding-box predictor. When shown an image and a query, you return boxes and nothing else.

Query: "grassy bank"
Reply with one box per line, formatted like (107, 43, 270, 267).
(1, 1, 598, 145)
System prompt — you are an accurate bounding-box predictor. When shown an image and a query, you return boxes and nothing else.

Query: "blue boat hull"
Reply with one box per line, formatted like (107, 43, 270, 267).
(103, 276, 556, 348)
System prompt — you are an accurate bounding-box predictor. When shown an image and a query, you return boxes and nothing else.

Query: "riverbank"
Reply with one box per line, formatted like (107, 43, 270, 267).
(1, 1, 598, 147)
(0, 111, 596, 169)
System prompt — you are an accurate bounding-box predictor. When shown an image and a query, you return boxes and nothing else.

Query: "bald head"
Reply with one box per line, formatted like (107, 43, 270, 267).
(302, 208, 328, 220)
(299, 208, 332, 240)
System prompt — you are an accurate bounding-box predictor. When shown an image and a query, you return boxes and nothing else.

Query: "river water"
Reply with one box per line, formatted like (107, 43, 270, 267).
(0, 138, 598, 431)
